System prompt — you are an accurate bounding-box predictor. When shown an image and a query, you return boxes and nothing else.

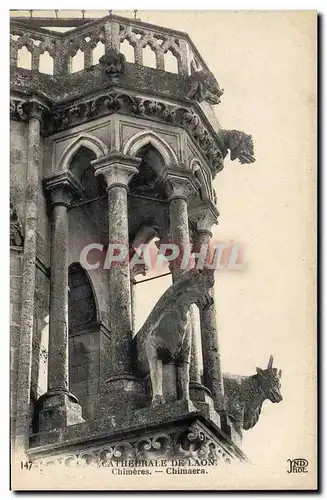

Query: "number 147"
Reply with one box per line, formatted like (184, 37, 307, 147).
(20, 461, 33, 470)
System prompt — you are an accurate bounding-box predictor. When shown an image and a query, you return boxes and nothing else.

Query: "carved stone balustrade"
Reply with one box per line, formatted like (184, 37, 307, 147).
(10, 12, 257, 466)
(10, 14, 208, 78)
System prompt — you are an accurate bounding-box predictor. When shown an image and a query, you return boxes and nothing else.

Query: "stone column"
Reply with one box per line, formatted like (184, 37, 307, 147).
(163, 169, 199, 280)
(189, 303, 202, 385)
(93, 152, 145, 415)
(38, 171, 85, 432)
(14, 99, 48, 456)
(53, 39, 70, 75)
(130, 262, 148, 334)
(189, 201, 225, 412)
(130, 277, 137, 334)
(162, 169, 199, 400)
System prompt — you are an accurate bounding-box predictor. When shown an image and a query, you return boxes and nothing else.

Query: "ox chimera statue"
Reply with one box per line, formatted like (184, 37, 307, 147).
(223, 355, 283, 434)
(135, 269, 214, 407)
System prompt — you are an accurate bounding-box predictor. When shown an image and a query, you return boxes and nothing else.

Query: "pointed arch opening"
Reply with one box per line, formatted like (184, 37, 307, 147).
(123, 131, 178, 166)
(39, 50, 54, 75)
(92, 41, 105, 65)
(68, 262, 98, 332)
(164, 50, 179, 74)
(69, 146, 106, 199)
(58, 134, 109, 199)
(143, 45, 156, 69)
(68, 263, 101, 422)
(129, 144, 167, 199)
(130, 227, 172, 335)
(17, 45, 32, 69)
(120, 39, 135, 63)
(190, 160, 211, 202)
(59, 133, 108, 171)
(70, 49, 84, 73)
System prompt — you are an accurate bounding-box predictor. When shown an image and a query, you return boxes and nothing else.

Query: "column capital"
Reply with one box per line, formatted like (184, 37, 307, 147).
(11, 96, 50, 122)
(43, 171, 84, 208)
(189, 200, 219, 233)
(92, 152, 141, 190)
(159, 167, 200, 201)
(27, 98, 50, 121)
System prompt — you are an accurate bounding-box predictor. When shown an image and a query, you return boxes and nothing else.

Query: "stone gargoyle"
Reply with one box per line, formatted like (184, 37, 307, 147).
(219, 129, 256, 164)
(98, 49, 126, 78)
(223, 356, 282, 434)
(185, 64, 224, 105)
(135, 269, 214, 406)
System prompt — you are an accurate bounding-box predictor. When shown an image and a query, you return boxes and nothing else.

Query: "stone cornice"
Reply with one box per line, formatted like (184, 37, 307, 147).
(43, 171, 84, 208)
(92, 151, 141, 171)
(29, 414, 242, 464)
(10, 95, 50, 122)
(35, 91, 224, 174)
(10, 77, 224, 175)
(159, 167, 200, 201)
(10, 91, 255, 173)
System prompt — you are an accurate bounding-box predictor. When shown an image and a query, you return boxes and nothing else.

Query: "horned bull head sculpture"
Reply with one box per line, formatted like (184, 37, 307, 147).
(223, 355, 283, 434)
(256, 355, 283, 403)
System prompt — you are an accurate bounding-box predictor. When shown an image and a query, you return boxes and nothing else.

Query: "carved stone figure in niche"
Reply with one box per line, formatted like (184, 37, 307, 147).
(10, 198, 24, 247)
(219, 129, 256, 164)
(223, 356, 282, 435)
(135, 269, 214, 406)
(98, 49, 126, 79)
(186, 61, 224, 105)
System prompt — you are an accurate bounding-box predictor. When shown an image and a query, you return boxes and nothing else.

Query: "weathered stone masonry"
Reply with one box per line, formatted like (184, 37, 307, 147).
(10, 13, 271, 468)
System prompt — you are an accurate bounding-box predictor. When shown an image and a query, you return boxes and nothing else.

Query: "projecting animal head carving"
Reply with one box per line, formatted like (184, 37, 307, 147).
(99, 49, 126, 77)
(184, 268, 215, 309)
(186, 65, 224, 105)
(256, 355, 283, 403)
(220, 129, 256, 164)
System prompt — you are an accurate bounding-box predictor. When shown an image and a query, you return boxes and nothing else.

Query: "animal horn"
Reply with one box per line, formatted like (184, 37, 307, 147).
(267, 355, 274, 369)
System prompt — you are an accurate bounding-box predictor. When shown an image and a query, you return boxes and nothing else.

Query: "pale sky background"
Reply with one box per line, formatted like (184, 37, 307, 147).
(9, 9, 317, 487)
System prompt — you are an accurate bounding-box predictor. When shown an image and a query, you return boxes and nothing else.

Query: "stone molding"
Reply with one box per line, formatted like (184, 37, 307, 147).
(10, 93, 226, 175)
(189, 201, 219, 233)
(68, 320, 111, 340)
(31, 421, 235, 468)
(43, 171, 84, 208)
(10, 97, 49, 122)
(10, 96, 256, 174)
(92, 152, 141, 190)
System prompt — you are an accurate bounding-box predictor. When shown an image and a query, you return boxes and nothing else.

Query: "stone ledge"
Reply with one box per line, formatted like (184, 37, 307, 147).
(29, 401, 247, 467)
(29, 400, 246, 462)
(30, 400, 199, 451)
(10, 63, 185, 105)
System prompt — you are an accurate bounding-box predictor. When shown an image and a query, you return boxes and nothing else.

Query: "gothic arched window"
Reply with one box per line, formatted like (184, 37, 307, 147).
(68, 263, 97, 332)
(69, 146, 106, 199)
